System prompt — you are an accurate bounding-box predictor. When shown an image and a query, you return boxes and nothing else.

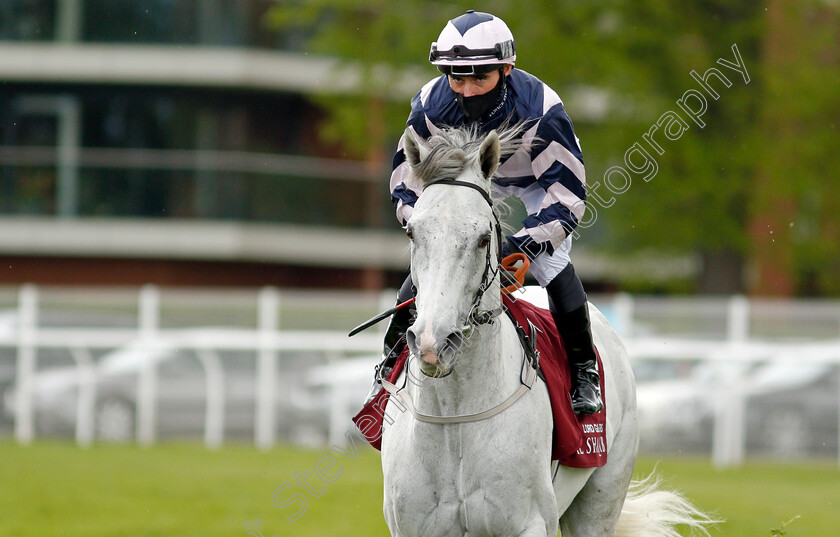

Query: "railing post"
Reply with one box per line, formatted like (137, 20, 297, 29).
(71, 347, 96, 447)
(137, 285, 159, 446)
(14, 284, 38, 445)
(197, 349, 225, 449)
(256, 287, 279, 451)
(612, 292, 634, 338)
(727, 295, 750, 342)
(713, 295, 750, 467)
(326, 351, 348, 447)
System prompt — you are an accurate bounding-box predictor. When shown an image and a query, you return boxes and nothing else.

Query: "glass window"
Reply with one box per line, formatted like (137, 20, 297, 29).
(0, 0, 303, 50)
(0, 0, 56, 41)
(1, 86, 385, 226)
(80, 0, 301, 49)
(0, 99, 59, 215)
(83, 0, 197, 44)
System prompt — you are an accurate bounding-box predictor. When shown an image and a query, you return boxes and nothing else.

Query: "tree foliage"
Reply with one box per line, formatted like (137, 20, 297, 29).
(268, 0, 840, 295)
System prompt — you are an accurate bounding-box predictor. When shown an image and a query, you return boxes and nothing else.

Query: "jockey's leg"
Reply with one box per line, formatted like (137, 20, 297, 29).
(546, 263, 603, 415)
(382, 274, 415, 375)
(364, 274, 414, 404)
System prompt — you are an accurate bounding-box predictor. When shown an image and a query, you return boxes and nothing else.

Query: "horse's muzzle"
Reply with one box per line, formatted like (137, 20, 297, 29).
(406, 326, 464, 377)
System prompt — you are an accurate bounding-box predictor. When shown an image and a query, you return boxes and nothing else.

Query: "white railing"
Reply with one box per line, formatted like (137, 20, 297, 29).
(1, 285, 839, 468)
(621, 294, 840, 467)
(0, 284, 388, 450)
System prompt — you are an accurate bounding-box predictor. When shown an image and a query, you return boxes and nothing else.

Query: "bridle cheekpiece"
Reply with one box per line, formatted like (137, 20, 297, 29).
(424, 179, 504, 330)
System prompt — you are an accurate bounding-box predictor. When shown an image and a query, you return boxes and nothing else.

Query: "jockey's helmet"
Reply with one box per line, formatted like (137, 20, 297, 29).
(429, 11, 516, 76)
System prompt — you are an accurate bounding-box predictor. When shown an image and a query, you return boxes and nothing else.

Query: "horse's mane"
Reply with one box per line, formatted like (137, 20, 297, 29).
(408, 122, 533, 234)
(409, 122, 530, 189)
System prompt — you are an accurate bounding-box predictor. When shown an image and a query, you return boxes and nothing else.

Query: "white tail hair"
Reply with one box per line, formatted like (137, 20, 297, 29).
(615, 473, 721, 537)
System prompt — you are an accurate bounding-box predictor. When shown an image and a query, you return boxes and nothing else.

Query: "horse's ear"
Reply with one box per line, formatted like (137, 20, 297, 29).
(402, 128, 428, 168)
(478, 130, 501, 179)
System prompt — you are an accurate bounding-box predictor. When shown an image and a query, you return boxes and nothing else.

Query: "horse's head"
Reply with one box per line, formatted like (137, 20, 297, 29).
(401, 126, 504, 377)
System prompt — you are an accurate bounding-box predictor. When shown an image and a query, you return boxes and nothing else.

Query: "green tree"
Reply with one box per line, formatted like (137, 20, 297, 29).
(268, 0, 840, 296)
(748, 0, 840, 295)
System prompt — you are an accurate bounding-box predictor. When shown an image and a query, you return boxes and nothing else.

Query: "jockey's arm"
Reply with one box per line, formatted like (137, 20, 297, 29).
(390, 133, 422, 227)
(390, 87, 436, 227)
(506, 104, 587, 260)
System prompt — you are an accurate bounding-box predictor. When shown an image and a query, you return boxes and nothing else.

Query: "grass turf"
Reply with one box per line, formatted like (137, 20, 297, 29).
(1, 440, 838, 536)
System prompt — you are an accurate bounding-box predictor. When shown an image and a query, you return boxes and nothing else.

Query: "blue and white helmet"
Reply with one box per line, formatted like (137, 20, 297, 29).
(429, 10, 516, 76)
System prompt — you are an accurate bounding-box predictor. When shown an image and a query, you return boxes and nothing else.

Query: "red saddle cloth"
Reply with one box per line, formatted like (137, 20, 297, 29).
(352, 295, 607, 468)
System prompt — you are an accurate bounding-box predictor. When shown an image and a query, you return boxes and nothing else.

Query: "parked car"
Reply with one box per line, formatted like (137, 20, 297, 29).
(0, 310, 20, 431)
(297, 355, 383, 442)
(1, 331, 336, 444)
(633, 357, 719, 452)
(745, 363, 839, 458)
(634, 355, 840, 458)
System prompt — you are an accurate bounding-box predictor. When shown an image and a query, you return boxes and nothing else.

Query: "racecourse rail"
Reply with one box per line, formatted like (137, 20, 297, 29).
(1, 285, 839, 468)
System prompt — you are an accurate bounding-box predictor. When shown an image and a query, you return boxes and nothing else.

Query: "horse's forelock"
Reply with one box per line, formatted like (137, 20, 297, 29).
(410, 145, 468, 187)
(410, 123, 529, 189)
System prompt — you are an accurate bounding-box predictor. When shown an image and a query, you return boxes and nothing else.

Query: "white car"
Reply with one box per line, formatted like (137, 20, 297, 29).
(633, 355, 838, 457)
(633, 358, 720, 451)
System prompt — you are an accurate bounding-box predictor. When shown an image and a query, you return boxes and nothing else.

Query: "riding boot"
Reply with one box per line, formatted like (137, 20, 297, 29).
(546, 264, 603, 415)
(363, 276, 414, 404)
(554, 304, 603, 415)
(380, 300, 413, 377)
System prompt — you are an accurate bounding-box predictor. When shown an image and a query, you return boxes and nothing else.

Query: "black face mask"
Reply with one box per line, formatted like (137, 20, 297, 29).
(456, 70, 506, 121)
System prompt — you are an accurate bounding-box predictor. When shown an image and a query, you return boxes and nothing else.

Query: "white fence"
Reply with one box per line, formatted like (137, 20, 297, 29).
(1, 285, 839, 468)
(0, 285, 389, 450)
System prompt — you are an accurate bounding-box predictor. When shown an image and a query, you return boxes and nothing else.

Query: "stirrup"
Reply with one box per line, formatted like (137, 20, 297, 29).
(363, 377, 382, 406)
(363, 352, 399, 406)
(365, 292, 411, 406)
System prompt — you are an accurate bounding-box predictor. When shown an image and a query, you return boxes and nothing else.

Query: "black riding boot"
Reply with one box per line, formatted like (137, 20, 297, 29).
(380, 297, 413, 376)
(555, 304, 603, 414)
(546, 265, 603, 415)
(364, 276, 414, 403)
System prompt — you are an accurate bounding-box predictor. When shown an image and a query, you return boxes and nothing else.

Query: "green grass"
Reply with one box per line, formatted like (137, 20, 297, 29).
(1, 440, 838, 536)
(633, 458, 840, 536)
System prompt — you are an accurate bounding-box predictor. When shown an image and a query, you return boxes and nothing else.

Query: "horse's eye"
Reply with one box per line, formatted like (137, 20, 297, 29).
(478, 235, 491, 248)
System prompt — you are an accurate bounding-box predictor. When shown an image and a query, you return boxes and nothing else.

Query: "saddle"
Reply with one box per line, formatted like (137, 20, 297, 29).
(352, 294, 608, 468)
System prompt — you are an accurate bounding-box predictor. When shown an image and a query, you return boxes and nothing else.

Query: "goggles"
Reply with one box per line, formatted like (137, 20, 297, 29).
(429, 40, 516, 64)
(436, 63, 506, 76)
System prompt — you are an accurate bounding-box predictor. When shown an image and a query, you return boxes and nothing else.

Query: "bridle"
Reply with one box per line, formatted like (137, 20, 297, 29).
(380, 177, 540, 424)
(423, 178, 504, 329)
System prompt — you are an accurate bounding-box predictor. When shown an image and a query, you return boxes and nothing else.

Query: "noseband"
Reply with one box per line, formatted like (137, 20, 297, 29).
(425, 179, 504, 328)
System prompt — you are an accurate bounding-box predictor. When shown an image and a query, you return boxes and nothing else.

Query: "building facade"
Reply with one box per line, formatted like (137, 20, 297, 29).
(0, 0, 409, 289)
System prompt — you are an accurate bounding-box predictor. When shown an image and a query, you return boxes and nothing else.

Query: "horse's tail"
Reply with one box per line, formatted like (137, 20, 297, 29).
(615, 473, 721, 537)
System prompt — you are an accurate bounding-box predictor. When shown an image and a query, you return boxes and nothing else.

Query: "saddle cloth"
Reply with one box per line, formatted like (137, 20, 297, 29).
(352, 295, 607, 468)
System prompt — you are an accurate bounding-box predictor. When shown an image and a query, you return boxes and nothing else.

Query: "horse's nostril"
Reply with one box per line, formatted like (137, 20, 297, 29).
(405, 328, 417, 351)
(446, 332, 465, 350)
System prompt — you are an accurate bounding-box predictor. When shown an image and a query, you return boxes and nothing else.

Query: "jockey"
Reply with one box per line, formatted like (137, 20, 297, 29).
(376, 10, 602, 414)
